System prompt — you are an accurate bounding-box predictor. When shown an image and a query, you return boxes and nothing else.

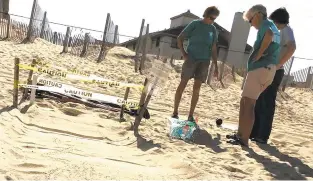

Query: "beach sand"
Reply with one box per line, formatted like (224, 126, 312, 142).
(0, 39, 312, 180)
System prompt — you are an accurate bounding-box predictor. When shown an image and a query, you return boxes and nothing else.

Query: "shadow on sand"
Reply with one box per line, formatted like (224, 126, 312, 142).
(136, 135, 161, 152)
(193, 129, 227, 153)
(246, 143, 313, 180)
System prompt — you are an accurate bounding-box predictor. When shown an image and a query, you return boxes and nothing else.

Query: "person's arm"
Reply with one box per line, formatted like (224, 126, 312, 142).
(212, 43, 218, 67)
(212, 27, 218, 67)
(277, 27, 296, 68)
(177, 33, 187, 57)
(177, 21, 196, 59)
(277, 42, 296, 68)
(254, 29, 273, 61)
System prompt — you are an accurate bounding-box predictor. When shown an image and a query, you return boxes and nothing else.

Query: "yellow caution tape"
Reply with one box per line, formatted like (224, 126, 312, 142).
(17, 64, 144, 90)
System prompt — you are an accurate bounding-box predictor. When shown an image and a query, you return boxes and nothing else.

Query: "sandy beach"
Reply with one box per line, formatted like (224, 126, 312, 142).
(0, 39, 313, 180)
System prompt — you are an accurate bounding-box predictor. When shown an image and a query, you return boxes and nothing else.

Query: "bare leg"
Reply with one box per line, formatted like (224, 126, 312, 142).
(237, 97, 245, 137)
(237, 97, 256, 145)
(173, 79, 189, 115)
(189, 79, 202, 117)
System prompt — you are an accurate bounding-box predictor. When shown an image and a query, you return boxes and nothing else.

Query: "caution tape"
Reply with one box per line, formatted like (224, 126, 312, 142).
(32, 59, 91, 77)
(18, 82, 140, 110)
(17, 64, 144, 90)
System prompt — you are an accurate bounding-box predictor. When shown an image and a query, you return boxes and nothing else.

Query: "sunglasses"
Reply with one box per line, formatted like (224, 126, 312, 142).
(249, 13, 257, 23)
(209, 16, 216, 21)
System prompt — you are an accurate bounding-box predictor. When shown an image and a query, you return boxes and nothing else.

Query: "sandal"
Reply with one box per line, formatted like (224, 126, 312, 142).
(226, 138, 248, 147)
(226, 133, 238, 140)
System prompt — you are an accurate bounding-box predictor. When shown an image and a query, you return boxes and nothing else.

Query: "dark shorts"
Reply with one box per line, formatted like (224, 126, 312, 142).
(181, 59, 210, 83)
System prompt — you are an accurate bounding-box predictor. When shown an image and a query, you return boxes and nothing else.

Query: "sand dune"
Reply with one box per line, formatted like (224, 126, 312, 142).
(0, 39, 313, 180)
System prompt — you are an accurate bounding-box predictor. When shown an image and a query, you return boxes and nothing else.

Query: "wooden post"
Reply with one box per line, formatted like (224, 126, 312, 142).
(135, 19, 145, 72)
(80, 33, 89, 57)
(138, 78, 149, 110)
(62, 27, 71, 53)
(119, 87, 130, 121)
(30, 75, 38, 105)
(170, 55, 174, 67)
(157, 48, 160, 60)
(53, 32, 58, 44)
(40, 11, 47, 38)
(22, 59, 36, 99)
(305, 66, 312, 88)
(139, 24, 149, 74)
(282, 56, 295, 92)
(97, 13, 110, 62)
(113, 25, 118, 46)
(232, 65, 236, 82)
(134, 77, 158, 137)
(13, 58, 20, 108)
(5, 14, 10, 39)
(24, 0, 37, 43)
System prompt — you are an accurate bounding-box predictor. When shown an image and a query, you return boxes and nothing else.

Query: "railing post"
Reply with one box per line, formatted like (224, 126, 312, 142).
(113, 25, 119, 46)
(80, 33, 89, 57)
(135, 19, 145, 72)
(62, 27, 71, 53)
(24, 0, 37, 43)
(5, 14, 10, 39)
(305, 66, 312, 88)
(139, 24, 149, 74)
(282, 56, 295, 92)
(97, 13, 110, 62)
(40, 11, 47, 38)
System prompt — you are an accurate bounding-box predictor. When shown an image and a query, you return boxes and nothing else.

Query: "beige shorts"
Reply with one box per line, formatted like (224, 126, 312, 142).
(242, 64, 276, 100)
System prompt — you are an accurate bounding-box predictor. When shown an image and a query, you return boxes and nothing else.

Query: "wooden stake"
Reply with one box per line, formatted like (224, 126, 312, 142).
(30, 75, 38, 104)
(13, 58, 20, 108)
(119, 87, 130, 121)
(134, 77, 158, 137)
(22, 59, 36, 100)
(138, 78, 149, 112)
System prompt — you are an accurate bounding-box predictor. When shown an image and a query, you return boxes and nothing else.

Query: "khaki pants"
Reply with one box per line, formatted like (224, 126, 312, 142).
(242, 64, 276, 100)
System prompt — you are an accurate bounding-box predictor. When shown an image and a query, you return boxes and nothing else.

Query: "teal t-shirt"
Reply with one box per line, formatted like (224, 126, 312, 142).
(182, 19, 217, 62)
(248, 19, 281, 72)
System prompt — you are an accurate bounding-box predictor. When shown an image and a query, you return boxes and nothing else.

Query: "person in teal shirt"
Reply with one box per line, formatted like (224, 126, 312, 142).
(172, 6, 219, 122)
(226, 4, 281, 147)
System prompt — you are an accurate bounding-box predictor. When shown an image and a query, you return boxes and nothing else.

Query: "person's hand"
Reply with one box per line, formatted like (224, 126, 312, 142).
(276, 64, 282, 70)
(252, 55, 261, 62)
(183, 53, 188, 61)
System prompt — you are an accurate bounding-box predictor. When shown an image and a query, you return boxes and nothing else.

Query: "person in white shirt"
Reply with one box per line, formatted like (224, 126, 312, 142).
(251, 7, 296, 144)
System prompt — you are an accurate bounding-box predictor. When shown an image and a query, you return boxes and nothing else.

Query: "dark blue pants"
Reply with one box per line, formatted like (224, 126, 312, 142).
(251, 69, 285, 141)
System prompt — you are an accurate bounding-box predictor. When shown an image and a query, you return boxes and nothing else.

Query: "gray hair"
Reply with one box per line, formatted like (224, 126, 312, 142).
(243, 4, 267, 21)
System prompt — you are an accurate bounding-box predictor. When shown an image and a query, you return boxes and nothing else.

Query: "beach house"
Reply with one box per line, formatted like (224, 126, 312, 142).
(121, 10, 253, 69)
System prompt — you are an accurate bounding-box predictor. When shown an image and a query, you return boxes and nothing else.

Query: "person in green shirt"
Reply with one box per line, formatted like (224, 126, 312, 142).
(227, 4, 281, 147)
(172, 6, 219, 122)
